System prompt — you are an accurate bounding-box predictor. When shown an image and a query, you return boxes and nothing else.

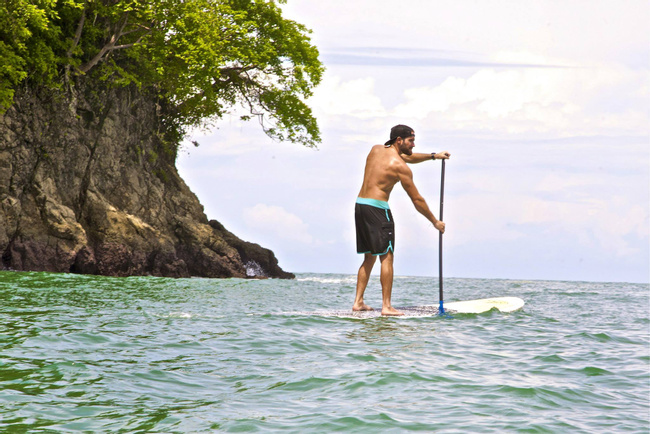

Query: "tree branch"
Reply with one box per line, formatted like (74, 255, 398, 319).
(77, 11, 151, 74)
(66, 8, 86, 59)
(113, 30, 150, 50)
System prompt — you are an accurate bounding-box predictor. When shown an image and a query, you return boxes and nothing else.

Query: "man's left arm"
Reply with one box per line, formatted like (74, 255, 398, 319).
(401, 151, 451, 164)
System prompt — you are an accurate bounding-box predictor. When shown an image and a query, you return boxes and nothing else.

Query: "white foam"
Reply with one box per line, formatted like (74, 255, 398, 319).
(296, 276, 356, 285)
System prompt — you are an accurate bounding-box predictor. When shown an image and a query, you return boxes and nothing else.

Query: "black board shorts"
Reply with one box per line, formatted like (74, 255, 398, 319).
(355, 198, 394, 256)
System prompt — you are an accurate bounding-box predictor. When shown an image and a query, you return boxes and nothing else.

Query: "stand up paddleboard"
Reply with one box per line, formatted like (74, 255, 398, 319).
(289, 297, 524, 319)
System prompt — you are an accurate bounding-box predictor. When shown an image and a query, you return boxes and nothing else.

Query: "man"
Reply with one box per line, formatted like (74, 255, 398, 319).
(354, 124, 450, 316)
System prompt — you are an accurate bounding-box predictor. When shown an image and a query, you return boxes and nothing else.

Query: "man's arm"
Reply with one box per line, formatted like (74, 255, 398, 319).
(401, 151, 451, 164)
(398, 164, 445, 233)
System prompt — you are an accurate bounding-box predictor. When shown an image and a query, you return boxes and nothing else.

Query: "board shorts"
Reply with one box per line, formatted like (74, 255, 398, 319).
(355, 197, 394, 256)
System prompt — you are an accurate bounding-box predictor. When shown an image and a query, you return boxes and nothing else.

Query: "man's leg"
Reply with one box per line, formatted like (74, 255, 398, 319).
(353, 253, 376, 311)
(379, 251, 403, 316)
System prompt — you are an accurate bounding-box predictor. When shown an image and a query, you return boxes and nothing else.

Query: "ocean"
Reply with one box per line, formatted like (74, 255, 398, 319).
(1, 271, 648, 432)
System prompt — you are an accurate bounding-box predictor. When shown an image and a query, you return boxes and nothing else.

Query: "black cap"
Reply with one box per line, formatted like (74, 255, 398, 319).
(384, 124, 414, 146)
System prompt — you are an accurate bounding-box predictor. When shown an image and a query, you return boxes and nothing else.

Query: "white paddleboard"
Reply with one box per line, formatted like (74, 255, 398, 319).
(286, 297, 524, 318)
(287, 305, 440, 319)
(439, 297, 525, 314)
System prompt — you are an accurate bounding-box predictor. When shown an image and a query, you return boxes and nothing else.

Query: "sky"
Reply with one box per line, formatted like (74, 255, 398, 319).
(177, 0, 649, 283)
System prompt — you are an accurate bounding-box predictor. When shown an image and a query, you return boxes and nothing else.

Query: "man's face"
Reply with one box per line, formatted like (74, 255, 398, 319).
(398, 134, 415, 155)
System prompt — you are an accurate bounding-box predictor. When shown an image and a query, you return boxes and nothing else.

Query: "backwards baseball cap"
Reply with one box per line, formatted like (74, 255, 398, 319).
(384, 124, 414, 146)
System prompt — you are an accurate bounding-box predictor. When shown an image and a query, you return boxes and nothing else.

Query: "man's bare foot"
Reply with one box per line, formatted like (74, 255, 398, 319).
(352, 303, 374, 311)
(381, 306, 404, 316)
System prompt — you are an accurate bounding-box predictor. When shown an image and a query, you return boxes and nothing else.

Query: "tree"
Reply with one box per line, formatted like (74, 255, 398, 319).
(0, 0, 324, 147)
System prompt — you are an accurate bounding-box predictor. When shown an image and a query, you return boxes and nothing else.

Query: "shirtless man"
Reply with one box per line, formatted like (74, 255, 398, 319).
(353, 124, 450, 316)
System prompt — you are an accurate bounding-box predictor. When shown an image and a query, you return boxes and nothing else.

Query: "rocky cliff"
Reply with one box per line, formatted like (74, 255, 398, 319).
(0, 82, 293, 279)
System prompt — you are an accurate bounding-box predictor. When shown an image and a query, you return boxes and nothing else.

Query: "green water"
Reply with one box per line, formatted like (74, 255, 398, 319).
(1, 271, 648, 432)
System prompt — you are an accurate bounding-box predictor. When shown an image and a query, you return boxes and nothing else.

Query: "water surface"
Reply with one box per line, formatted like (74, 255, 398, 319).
(1, 271, 648, 432)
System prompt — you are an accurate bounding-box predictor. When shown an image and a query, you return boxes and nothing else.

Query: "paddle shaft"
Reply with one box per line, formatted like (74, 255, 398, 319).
(438, 159, 446, 314)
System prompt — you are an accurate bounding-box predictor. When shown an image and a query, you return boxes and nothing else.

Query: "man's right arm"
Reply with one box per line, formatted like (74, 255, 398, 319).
(401, 151, 451, 164)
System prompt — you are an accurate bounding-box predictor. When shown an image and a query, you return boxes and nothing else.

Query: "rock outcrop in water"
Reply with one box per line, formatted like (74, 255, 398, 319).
(0, 82, 293, 279)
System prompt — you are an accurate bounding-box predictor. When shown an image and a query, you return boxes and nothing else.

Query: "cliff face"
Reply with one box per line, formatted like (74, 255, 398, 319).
(0, 82, 293, 279)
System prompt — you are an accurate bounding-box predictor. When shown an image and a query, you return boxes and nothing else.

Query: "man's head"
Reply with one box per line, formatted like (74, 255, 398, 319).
(384, 124, 415, 155)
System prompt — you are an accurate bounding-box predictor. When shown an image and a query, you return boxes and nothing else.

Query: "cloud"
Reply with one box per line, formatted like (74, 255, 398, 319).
(309, 76, 387, 119)
(393, 63, 649, 137)
(400, 190, 648, 261)
(392, 154, 649, 260)
(242, 204, 314, 244)
(517, 196, 648, 258)
(320, 47, 561, 68)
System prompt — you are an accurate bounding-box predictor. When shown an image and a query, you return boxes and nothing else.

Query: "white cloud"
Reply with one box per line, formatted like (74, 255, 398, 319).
(309, 76, 387, 119)
(392, 157, 649, 260)
(242, 204, 314, 244)
(393, 63, 648, 137)
(517, 196, 648, 257)
(457, 190, 648, 257)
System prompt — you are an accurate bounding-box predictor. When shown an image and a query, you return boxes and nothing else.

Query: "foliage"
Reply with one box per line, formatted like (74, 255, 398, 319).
(0, 0, 324, 147)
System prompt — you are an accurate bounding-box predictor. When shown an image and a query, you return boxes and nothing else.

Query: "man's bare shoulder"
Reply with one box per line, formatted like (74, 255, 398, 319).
(390, 152, 412, 177)
(364, 145, 380, 160)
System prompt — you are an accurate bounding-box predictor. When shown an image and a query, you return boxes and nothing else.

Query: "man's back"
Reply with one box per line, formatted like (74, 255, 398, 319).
(357, 145, 405, 202)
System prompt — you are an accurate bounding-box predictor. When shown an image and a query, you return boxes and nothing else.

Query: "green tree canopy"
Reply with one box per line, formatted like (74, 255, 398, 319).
(0, 0, 324, 147)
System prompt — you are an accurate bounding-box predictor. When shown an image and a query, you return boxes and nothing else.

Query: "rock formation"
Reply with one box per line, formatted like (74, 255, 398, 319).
(0, 82, 293, 279)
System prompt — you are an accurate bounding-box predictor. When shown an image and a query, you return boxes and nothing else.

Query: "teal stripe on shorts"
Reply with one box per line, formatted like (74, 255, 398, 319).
(356, 197, 389, 210)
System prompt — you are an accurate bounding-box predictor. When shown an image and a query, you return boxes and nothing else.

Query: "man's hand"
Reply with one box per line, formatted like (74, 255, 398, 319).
(434, 151, 451, 160)
(434, 221, 445, 233)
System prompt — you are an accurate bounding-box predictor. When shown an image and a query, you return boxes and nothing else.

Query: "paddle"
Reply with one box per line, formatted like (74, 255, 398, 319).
(438, 159, 446, 315)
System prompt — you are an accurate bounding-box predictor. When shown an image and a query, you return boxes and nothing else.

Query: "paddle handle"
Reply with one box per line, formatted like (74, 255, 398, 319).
(438, 159, 445, 314)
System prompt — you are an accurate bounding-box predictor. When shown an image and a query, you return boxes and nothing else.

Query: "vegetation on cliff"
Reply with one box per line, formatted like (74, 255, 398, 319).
(0, 0, 323, 147)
